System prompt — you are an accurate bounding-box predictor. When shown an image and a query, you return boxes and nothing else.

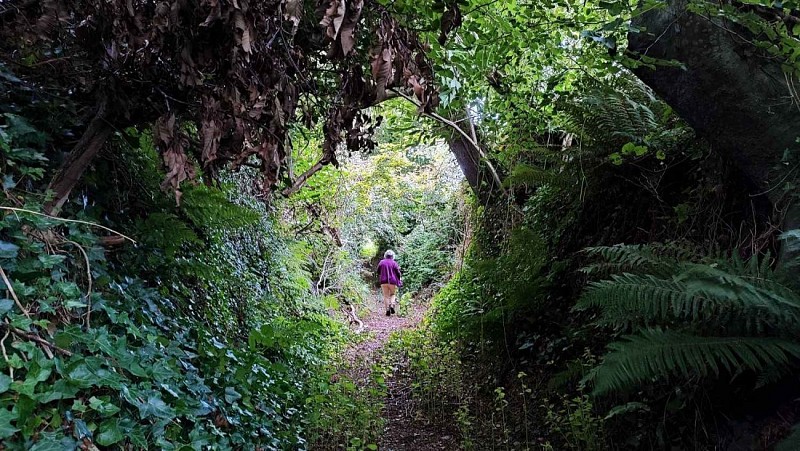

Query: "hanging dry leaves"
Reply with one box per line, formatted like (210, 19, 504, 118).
(1, 0, 439, 200)
(283, 0, 303, 35)
(439, 3, 463, 45)
(156, 114, 196, 204)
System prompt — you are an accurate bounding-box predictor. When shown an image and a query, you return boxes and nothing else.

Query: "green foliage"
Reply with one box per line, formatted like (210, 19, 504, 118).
(0, 113, 50, 187)
(559, 79, 693, 166)
(358, 239, 378, 259)
(398, 205, 461, 294)
(542, 394, 605, 450)
(433, 223, 548, 339)
(590, 330, 800, 395)
(577, 244, 800, 395)
(580, 242, 701, 278)
(504, 163, 570, 190)
(385, 327, 468, 424)
(305, 364, 387, 450)
(0, 207, 344, 449)
(0, 118, 350, 449)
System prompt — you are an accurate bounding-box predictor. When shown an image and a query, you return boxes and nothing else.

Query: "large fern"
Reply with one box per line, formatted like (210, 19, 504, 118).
(581, 242, 699, 277)
(592, 329, 800, 395)
(503, 163, 571, 189)
(557, 77, 693, 164)
(577, 244, 800, 395)
(578, 266, 800, 331)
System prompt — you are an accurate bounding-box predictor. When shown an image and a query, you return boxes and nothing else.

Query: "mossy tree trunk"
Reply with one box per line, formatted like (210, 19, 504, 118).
(628, 0, 800, 249)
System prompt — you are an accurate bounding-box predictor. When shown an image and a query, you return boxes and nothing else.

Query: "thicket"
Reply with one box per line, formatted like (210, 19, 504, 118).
(0, 89, 393, 449)
(403, 73, 800, 449)
(4, 0, 800, 448)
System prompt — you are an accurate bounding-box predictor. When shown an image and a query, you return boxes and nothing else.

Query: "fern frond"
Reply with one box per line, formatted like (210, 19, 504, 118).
(677, 264, 800, 328)
(581, 243, 696, 277)
(577, 266, 800, 331)
(592, 329, 800, 395)
(503, 163, 571, 189)
(576, 274, 701, 325)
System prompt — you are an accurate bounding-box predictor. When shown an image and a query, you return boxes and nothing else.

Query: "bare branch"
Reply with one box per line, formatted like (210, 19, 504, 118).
(282, 159, 328, 197)
(390, 88, 507, 195)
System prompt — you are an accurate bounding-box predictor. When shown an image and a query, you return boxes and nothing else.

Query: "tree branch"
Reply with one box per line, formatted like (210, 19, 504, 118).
(390, 88, 507, 195)
(5, 323, 73, 357)
(282, 159, 328, 197)
(44, 98, 113, 215)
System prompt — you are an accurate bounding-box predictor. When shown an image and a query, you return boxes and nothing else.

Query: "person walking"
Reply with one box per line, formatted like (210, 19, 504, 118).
(378, 249, 402, 316)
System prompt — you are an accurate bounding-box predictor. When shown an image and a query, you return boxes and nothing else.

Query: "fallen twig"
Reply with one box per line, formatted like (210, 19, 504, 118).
(6, 324, 72, 357)
(0, 266, 31, 319)
(63, 240, 93, 328)
(0, 206, 136, 244)
(344, 304, 364, 333)
(0, 326, 11, 379)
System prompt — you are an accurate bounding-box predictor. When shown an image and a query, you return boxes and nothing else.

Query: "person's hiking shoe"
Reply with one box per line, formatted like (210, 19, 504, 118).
(390, 306, 396, 315)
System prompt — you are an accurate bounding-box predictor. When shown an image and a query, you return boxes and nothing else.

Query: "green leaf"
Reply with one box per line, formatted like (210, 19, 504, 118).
(0, 299, 12, 318)
(0, 241, 19, 259)
(29, 433, 76, 451)
(88, 396, 121, 417)
(73, 418, 92, 440)
(38, 254, 66, 269)
(0, 407, 19, 439)
(96, 419, 125, 446)
(224, 386, 242, 403)
(53, 281, 81, 298)
(0, 374, 10, 394)
(139, 396, 176, 420)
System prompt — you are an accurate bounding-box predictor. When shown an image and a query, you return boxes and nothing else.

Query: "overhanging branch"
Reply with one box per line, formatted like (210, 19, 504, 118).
(390, 88, 507, 195)
(282, 159, 327, 197)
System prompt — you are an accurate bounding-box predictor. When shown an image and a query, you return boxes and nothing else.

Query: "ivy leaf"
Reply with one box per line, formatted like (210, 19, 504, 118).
(0, 374, 10, 394)
(38, 254, 67, 269)
(0, 407, 18, 439)
(139, 396, 176, 420)
(96, 419, 125, 446)
(0, 241, 19, 260)
(53, 281, 81, 298)
(89, 396, 121, 417)
(72, 418, 92, 440)
(29, 433, 77, 451)
(0, 298, 14, 318)
(224, 386, 242, 403)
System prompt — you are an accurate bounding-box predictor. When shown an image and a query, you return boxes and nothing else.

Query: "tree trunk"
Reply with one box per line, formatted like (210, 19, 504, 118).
(628, 0, 800, 236)
(449, 134, 482, 193)
(44, 102, 113, 215)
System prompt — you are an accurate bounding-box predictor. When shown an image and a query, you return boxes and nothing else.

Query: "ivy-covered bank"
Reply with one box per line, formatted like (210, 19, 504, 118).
(0, 89, 463, 449)
(0, 115, 364, 449)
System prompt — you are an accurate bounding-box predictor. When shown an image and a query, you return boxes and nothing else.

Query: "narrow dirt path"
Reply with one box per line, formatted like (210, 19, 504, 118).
(344, 297, 461, 451)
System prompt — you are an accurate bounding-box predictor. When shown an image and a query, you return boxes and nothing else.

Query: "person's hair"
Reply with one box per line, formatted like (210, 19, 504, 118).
(384, 249, 395, 259)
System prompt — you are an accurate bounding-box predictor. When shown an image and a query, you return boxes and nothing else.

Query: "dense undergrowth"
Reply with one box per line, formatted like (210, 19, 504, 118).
(0, 80, 463, 449)
(3, 0, 800, 447)
(0, 109, 397, 449)
(393, 75, 800, 450)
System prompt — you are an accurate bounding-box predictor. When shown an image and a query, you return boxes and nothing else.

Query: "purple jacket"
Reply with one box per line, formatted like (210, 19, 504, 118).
(378, 258, 402, 286)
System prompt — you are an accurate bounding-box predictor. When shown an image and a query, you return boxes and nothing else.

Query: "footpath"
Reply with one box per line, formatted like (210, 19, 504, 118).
(342, 298, 460, 451)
